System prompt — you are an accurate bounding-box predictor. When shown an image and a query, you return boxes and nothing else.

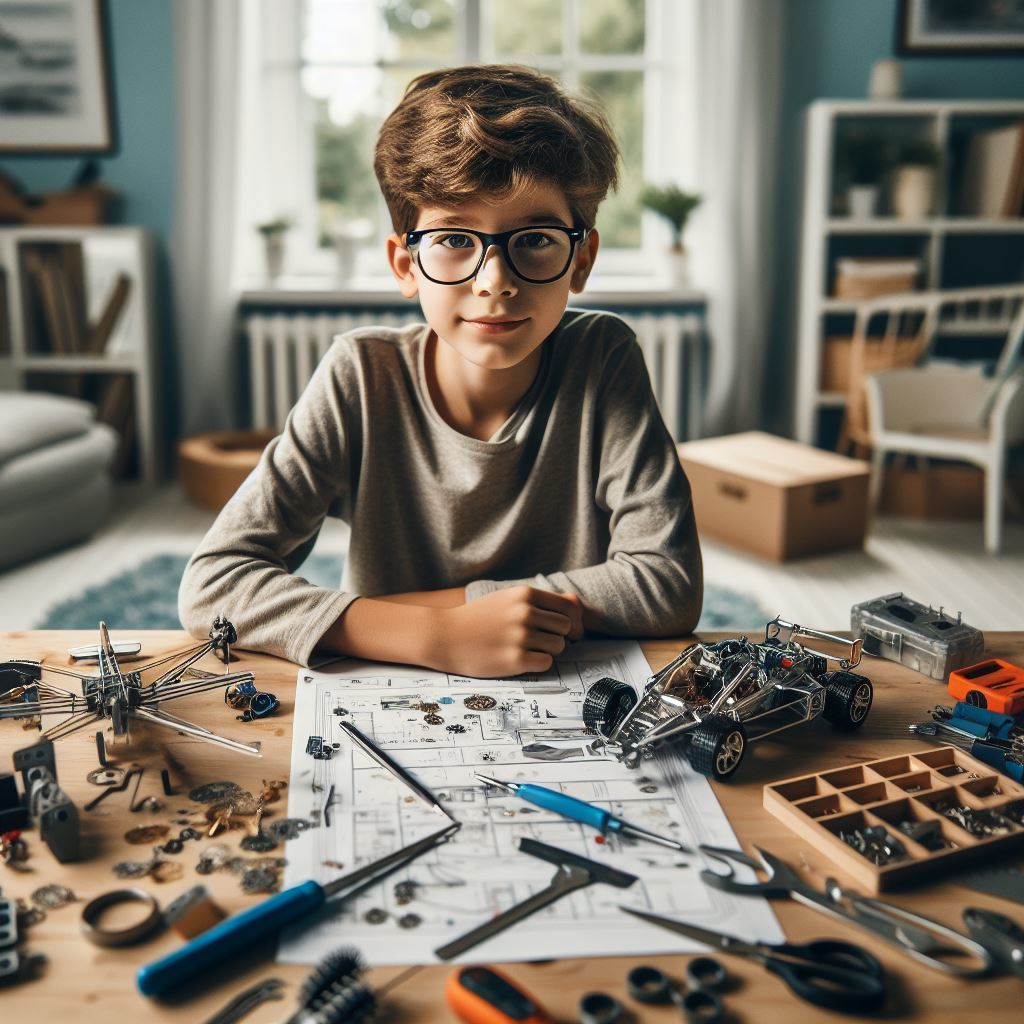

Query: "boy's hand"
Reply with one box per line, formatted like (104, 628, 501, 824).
(432, 586, 583, 677)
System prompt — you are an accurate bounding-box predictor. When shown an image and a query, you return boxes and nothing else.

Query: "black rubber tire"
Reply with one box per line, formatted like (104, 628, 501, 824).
(823, 672, 873, 730)
(965, 690, 988, 709)
(686, 715, 747, 781)
(582, 678, 638, 734)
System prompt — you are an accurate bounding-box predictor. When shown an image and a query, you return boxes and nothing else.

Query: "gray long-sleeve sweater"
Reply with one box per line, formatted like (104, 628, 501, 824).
(178, 309, 703, 666)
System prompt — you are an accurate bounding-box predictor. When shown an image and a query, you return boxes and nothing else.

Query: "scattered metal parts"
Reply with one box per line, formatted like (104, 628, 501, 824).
(837, 825, 909, 866)
(897, 819, 954, 851)
(445, 724, 467, 734)
(125, 824, 170, 845)
(363, 908, 388, 924)
(80, 888, 163, 947)
(424, 714, 444, 725)
(521, 742, 584, 761)
(179, 827, 203, 842)
(189, 780, 244, 804)
(260, 779, 287, 804)
(160, 839, 185, 856)
(240, 832, 279, 853)
(196, 844, 232, 875)
(941, 803, 1017, 837)
(151, 861, 185, 884)
(160, 768, 181, 797)
(639, 785, 659, 794)
(241, 867, 280, 894)
(417, 702, 440, 714)
(394, 880, 418, 905)
(30, 884, 76, 911)
(464, 694, 497, 711)
(95, 730, 108, 767)
(236, 691, 280, 722)
(84, 765, 140, 812)
(87, 766, 126, 787)
(113, 860, 155, 879)
(306, 735, 332, 760)
(397, 912, 422, 929)
(267, 818, 313, 841)
(323, 783, 336, 828)
(202, 977, 286, 1024)
(16, 901, 44, 929)
(332, 705, 350, 716)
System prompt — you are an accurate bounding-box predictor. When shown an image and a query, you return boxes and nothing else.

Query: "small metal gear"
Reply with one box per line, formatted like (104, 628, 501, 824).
(464, 694, 497, 711)
(363, 907, 388, 925)
(398, 912, 422, 929)
(241, 867, 280, 894)
(241, 832, 280, 853)
(31, 884, 76, 910)
(424, 714, 444, 726)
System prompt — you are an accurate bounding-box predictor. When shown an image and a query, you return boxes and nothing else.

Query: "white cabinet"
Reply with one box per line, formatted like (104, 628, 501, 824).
(0, 226, 159, 483)
(795, 100, 1024, 446)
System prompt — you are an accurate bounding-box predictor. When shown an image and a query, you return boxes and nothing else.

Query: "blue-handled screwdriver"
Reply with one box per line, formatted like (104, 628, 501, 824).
(474, 773, 690, 853)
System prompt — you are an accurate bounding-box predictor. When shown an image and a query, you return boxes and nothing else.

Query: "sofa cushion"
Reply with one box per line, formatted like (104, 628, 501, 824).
(0, 392, 97, 465)
(0, 423, 117, 508)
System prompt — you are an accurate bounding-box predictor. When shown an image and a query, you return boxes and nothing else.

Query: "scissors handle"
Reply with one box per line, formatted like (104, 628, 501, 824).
(764, 940, 886, 1014)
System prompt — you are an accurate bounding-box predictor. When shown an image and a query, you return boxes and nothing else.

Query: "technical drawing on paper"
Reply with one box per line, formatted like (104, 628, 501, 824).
(278, 640, 783, 965)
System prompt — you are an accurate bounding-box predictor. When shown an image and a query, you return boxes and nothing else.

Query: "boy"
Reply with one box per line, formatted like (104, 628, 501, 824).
(179, 64, 702, 677)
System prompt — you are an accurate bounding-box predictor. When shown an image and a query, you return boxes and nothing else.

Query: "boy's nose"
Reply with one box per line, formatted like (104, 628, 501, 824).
(472, 244, 518, 297)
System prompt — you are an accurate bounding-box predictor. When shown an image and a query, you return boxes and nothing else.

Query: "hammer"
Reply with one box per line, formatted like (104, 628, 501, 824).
(434, 837, 638, 961)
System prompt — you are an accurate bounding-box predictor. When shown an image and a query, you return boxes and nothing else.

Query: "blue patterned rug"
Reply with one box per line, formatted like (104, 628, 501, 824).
(36, 553, 770, 632)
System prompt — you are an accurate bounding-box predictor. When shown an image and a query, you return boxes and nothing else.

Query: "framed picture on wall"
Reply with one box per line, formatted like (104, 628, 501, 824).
(0, 0, 116, 154)
(898, 0, 1024, 55)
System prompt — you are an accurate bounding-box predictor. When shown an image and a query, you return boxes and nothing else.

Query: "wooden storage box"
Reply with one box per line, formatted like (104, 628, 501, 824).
(821, 335, 925, 393)
(764, 747, 1024, 893)
(677, 432, 870, 561)
(833, 257, 921, 299)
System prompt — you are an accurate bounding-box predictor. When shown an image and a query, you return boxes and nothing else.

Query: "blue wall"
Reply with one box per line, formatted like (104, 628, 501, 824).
(770, 0, 1024, 434)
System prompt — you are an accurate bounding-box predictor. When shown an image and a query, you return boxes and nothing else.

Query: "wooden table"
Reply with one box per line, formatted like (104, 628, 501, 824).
(1, 629, 1023, 1022)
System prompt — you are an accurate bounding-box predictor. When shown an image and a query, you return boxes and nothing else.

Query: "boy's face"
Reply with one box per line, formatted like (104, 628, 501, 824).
(386, 181, 599, 373)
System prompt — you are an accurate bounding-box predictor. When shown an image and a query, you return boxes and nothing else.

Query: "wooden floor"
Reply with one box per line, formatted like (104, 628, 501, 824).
(0, 485, 1022, 631)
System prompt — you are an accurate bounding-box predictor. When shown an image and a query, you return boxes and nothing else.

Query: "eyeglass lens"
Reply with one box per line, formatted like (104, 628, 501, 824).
(416, 229, 574, 283)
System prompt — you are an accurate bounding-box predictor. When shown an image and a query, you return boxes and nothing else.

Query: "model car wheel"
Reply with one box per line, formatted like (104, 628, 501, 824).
(823, 672, 873, 730)
(582, 678, 637, 735)
(686, 715, 747, 781)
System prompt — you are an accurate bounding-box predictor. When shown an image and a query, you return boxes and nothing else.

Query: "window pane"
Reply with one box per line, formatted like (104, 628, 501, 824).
(492, 0, 563, 56)
(305, 66, 420, 245)
(581, 71, 642, 248)
(303, 0, 378, 63)
(580, 0, 644, 55)
(381, 0, 459, 61)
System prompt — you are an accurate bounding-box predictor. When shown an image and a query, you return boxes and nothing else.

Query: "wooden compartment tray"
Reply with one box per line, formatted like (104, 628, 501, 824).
(763, 747, 1024, 893)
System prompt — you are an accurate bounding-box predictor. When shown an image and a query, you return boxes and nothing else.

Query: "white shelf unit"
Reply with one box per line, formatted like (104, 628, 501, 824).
(795, 99, 1024, 445)
(0, 226, 160, 483)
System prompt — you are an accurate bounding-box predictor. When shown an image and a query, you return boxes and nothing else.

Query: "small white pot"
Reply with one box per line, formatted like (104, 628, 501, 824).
(668, 246, 690, 289)
(847, 185, 879, 219)
(893, 166, 935, 220)
(263, 233, 285, 281)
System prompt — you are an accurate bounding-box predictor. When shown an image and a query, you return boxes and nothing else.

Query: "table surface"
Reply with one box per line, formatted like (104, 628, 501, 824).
(1, 629, 1023, 1023)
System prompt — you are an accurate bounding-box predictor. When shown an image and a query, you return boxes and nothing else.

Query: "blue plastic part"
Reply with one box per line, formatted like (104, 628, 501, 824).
(950, 701, 1018, 740)
(136, 879, 325, 996)
(516, 782, 614, 833)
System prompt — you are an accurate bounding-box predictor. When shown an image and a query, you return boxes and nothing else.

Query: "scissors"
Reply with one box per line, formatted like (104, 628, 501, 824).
(963, 907, 1024, 980)
(621, 906, 886, 1014)
(698, 845, 993, 977)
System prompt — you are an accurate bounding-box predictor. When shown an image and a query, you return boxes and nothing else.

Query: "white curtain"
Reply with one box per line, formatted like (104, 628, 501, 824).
(172, 0, 253, 435)
(688, 0, 783, 435)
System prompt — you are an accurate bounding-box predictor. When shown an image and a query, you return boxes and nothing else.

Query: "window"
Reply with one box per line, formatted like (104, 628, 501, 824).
(251, 0, 697, 286)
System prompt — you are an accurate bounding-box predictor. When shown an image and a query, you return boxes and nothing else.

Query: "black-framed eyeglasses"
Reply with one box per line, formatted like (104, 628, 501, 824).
(405, 225, 589, 285)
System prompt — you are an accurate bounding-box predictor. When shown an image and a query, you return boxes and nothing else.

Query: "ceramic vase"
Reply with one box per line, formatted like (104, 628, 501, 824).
(893, 166, 935, 220)
(847, 185, 879, 219)
(263, 233, 285, 281)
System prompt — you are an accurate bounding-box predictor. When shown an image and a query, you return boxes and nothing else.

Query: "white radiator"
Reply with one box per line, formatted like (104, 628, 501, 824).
(244, 309, 704, 440)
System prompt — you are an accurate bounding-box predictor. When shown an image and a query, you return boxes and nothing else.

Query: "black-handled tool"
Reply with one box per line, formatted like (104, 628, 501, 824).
(434, 838, 637, 961)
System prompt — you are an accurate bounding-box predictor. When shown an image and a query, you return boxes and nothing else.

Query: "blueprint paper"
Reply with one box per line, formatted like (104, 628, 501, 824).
(277, 640, 783, 965)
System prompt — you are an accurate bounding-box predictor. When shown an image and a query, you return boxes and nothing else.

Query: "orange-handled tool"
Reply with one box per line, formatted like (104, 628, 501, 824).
(445, 965, 553, 1024)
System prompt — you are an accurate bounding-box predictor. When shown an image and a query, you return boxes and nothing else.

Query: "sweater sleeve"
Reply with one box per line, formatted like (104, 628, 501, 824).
(465, 337, 703, 637)
(177, 340, 360, 667)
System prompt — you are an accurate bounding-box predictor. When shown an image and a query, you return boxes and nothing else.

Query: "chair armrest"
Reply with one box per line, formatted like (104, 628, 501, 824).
(989, 373, 1024, 449)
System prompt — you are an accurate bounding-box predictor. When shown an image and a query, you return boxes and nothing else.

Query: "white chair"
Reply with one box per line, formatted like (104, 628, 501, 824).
(859, 287, 1024, 553)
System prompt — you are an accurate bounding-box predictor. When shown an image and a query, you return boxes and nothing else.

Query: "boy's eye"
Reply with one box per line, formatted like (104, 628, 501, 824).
(434, 232, 476, 250)
(513, 231, 554, 249)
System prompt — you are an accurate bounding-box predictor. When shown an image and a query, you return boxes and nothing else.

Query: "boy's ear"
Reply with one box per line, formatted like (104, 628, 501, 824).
(569, 229, 600, 294)
(386, 233, 419, 298)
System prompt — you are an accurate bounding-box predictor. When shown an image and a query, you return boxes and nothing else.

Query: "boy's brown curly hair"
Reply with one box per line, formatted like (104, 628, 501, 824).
(374, 64, 620, 234)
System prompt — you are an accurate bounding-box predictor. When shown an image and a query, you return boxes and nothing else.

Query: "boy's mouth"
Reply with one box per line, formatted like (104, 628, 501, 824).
(462, 315, 529, 334)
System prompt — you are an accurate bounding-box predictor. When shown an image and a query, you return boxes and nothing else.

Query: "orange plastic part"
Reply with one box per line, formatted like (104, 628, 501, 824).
(947, 658, 1024, 716)
(445, 965, 553, 1024)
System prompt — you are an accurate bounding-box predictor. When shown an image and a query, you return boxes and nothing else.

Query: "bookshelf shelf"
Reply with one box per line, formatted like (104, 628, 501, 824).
(796, 100, 1024, 446)
(0, 227, 159, 483)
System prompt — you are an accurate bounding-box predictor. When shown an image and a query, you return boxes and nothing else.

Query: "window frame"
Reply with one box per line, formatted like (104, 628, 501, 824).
(245, 0, 697, 290)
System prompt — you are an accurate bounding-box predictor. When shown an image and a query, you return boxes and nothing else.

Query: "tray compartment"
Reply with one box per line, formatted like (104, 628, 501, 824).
(795, 793, 856, 819)
(844, 782, 894, 806)
(912, 748, 982, 776)
(820, 765, 871, 790)
(957, 776, 1008, 804)
(820, 811, 911, 866)
(869, 755, 916, 778)
(890, 771, 936, 795)
(768, 776, 829, 802)
(868, 798, 960, 854)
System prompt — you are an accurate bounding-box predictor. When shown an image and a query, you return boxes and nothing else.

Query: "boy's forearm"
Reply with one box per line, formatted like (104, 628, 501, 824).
(317, 597, 445, 665)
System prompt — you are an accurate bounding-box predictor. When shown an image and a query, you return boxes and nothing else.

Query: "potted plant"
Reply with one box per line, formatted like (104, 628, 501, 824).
(640, 183, 702, 286)
(835, 130, 890, 218)
(891, 139, 941, 220)
(256, 215, 293, 281)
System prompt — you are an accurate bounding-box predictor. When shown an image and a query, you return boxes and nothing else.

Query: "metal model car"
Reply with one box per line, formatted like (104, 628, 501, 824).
(582, 617, 872, 781)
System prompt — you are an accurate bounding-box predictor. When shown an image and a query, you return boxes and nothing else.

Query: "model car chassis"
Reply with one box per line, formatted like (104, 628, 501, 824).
(583, 618, 873, 780)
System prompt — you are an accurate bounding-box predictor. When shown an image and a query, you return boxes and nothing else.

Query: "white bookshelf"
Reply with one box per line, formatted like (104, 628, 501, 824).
(0, 226, 160, 483)
(795, 99, 1024, 445)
